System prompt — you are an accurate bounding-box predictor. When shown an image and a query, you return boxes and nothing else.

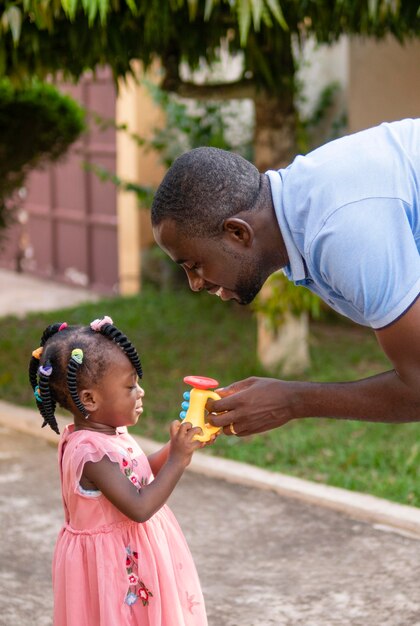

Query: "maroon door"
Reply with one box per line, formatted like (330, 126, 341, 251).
(0, 68, 119, 295)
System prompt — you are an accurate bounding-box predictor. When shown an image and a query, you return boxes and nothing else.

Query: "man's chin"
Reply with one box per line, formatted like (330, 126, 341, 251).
(237, 291, 260, 306)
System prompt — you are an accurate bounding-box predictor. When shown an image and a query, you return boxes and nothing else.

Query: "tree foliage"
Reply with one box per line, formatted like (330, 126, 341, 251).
(0, 77, 85, 229)
(0, 1, 418, 90)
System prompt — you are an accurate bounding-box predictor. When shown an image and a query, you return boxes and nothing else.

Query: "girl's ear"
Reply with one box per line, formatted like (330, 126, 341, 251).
(79, 389, 99, 414)
(223, 217, 254, 246)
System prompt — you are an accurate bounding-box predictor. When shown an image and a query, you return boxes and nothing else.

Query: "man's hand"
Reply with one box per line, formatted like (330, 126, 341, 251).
(206, 377, 296, 436)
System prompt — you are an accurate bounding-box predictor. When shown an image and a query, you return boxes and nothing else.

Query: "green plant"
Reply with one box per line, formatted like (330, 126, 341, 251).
(253, 271, 322, 331)
(0, 78, 85, 231)
(87, 80, 254, 207)
(145, 81, 254, 166)
(296, 81, 348, 155)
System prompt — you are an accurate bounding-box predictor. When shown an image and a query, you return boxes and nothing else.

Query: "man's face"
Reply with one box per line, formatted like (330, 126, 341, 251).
(153, 219, 268, 305)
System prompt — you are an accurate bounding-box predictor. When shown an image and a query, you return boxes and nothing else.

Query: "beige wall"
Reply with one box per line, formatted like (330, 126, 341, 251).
(116, 63, 165, 295)
(348, 36, 420, 133)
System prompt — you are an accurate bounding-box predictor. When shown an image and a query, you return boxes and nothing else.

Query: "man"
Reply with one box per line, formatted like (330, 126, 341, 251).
(151, 118, 420, 437)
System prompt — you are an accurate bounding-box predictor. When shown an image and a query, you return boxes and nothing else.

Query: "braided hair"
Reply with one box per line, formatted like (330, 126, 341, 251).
(28, 317, 143, 434)
(29, 322, 65, 434)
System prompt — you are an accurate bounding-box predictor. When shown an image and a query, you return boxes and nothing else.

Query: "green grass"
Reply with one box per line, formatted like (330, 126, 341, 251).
(1, 284, 419, 507)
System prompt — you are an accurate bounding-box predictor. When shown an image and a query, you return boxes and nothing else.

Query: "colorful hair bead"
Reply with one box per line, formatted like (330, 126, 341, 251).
(58, 322, 68, 332)
(32, 347, 43, 360)
(71, 348, 84, 365)
(39, 364, 53, 377)
(90, 316, 113, 332)
(34, 385, 42, 402)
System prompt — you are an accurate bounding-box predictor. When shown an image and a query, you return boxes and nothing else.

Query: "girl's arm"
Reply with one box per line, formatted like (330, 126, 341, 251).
(82, 421, 202, 523)
(147, 442, 171, 476)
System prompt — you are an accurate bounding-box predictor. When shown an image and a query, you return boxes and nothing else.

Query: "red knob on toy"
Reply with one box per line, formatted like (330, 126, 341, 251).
(183, 375, 219, 390)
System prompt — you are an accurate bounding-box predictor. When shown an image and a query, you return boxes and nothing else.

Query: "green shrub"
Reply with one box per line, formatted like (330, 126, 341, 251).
(0, 78, 85, 230)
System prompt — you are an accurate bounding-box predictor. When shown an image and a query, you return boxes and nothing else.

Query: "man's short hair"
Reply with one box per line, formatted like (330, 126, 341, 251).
(151, 147, 261, 238)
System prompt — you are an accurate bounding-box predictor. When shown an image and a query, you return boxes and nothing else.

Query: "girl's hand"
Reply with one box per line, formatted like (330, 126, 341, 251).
(168, 420, 203, 468)
(199, 430, 219, 448)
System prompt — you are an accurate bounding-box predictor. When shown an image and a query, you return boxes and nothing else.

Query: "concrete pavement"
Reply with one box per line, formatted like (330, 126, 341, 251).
(0, 268, 99, 318)
(1, 267, 420, 625)
(2, 424, 420, 626)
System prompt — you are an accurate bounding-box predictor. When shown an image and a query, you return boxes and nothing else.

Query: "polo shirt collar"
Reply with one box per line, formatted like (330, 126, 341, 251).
(265, 169, 306, 283)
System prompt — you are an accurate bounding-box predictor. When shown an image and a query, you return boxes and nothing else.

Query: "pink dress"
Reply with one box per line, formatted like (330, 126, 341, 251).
(52, 424, 208, 626)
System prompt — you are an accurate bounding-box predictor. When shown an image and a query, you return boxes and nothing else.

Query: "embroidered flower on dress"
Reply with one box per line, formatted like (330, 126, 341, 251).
(128, 573, 139, 585)
(186, 591, 200, 614)
(138, 587, 149, 603)
(119, 446, 147, 490)
(125, 592, 137, 606)
(124, 545, 153, 607)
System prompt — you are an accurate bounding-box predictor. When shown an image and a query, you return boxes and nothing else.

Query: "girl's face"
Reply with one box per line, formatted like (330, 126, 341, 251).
(90, 348, 144, 430)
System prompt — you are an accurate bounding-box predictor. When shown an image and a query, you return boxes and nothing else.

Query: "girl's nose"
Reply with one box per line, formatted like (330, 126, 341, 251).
(137, 385, 145, 398)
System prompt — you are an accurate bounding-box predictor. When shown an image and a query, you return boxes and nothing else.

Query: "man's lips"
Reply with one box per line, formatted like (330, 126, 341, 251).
(207, 286, 236, 301)
(207, 286, 223, 296)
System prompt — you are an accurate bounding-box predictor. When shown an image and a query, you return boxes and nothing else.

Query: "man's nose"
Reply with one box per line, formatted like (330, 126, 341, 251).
(185, 268, 204, 292)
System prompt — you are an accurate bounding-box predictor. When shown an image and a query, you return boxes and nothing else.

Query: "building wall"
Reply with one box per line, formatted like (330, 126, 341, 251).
(348, 36, 420, 133)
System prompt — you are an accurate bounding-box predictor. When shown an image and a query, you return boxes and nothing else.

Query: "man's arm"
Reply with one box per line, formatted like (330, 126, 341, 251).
(208, 298, 420, 436)
(375, 296, 420, 393)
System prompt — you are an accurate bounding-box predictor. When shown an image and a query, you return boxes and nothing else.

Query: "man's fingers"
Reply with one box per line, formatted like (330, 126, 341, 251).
(206, 394, 234, 415)
(207, 409, 235, 427)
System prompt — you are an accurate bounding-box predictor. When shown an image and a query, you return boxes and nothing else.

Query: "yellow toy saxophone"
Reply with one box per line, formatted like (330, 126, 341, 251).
(180, 376, 221, 442)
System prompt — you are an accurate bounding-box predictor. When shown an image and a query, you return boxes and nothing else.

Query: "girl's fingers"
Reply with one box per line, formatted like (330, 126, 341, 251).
(169, 420, 182, 437)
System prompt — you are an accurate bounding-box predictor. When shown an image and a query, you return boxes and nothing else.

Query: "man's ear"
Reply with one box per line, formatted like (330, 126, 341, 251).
(223, 217, 254, 246)
(79, 389, 99, 414)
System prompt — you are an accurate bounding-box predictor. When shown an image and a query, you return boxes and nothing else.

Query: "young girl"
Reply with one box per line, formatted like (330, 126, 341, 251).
(29, 315, 211, 626)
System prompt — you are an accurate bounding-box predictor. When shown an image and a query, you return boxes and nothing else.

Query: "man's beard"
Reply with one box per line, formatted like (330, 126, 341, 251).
(235, 259, 268, 305)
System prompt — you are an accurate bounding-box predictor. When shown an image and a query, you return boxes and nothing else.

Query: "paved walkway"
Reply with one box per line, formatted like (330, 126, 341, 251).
(1, 267, 420, 625)
(2, 425, 420, 626)
(0, 268, 98, 318)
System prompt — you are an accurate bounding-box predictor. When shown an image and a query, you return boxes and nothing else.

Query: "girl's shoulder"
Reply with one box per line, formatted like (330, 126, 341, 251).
(60, 425, 145, 465)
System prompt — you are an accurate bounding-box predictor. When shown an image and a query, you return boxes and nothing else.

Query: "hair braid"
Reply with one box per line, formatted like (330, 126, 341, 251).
(92, 319, 142, 379)
(28, 323, 66, 434)
(38, 362, 59, 434)
(67, 349, 89, 418)
(40, 323, 63, 346)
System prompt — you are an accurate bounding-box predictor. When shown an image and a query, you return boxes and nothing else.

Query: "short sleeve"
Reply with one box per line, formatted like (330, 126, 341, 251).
(63, 436, 125, 497)
(308, 198, 420, 328)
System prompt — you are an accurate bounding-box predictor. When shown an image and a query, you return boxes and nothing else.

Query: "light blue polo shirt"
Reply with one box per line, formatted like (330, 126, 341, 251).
(266, 118, 420, 329)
